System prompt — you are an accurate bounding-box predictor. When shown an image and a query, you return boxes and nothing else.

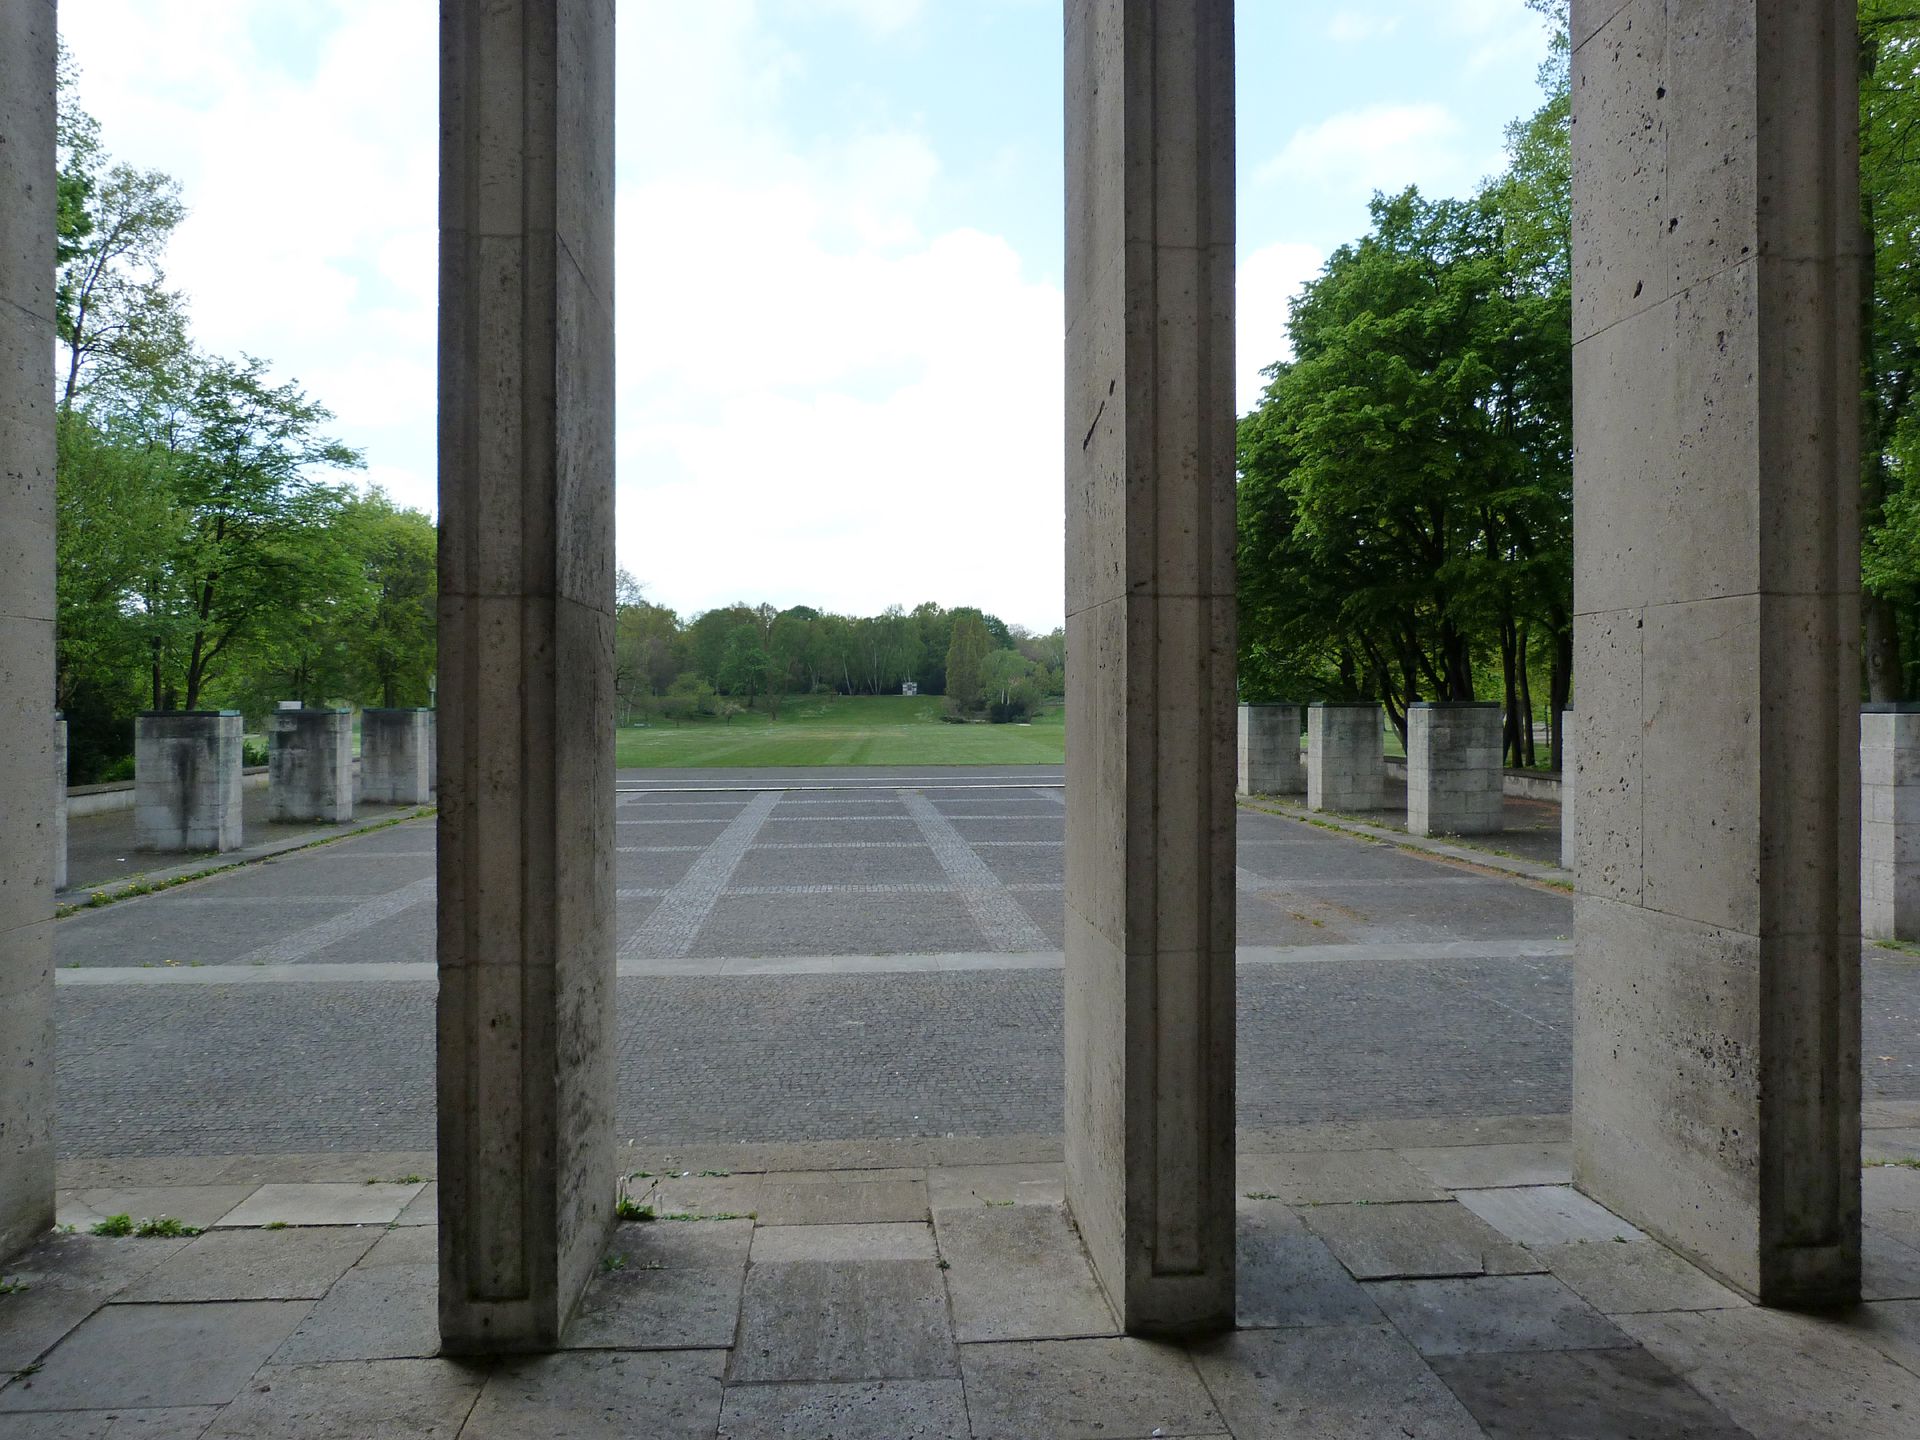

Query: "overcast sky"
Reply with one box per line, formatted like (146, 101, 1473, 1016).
(58, 0, 1552, 632)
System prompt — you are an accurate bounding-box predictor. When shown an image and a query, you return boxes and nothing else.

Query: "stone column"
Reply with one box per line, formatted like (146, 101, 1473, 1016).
(1064, 0, 1236, 1336)
(268, 708, 354, 823)
(1861, 706, 1920, 941)
(1570, 0, 1861, 1304)
(1306, 702, 1385, 813)
(360, 708, 432, 805)
(1559, 710, 1575, 873)
(134, 713, 243, 853)
(0, 0, 58, 1260)
(1237, 703, 1304, 796)
(1407, 702, 1503, 837)
(52, 714, 66, 890)
(437, 0, 617, 1353)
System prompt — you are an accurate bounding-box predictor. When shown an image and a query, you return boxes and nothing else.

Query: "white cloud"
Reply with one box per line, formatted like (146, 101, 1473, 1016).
(614, 1, 1065, 628)
(1237, 243, 1322, 415)
(1258, 103, 1484, 201)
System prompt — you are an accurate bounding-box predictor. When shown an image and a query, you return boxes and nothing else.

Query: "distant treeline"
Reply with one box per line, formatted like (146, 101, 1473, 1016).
(615, 583, 1065, 725)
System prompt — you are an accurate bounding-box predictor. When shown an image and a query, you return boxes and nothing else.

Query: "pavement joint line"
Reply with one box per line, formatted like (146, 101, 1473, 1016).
(619, 791, 784, 961)
(233, 876, 437, 965)
(52, 939, 1575, 985)
(617, 845, 708, 853)
(615, 781, 1065, 795)
(899, 790, 1051, 953)
(1240, 798, 1570, 888)
(54, 809, 437, 913)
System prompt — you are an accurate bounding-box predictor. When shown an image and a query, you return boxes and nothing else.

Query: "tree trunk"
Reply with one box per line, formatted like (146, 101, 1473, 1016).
(1517, 622, 1536, 768)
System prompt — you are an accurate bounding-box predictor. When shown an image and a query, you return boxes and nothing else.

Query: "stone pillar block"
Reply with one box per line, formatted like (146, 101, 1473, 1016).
(134, 713, 244, 853)
(1063, 0, 1237, 1335)
(1307, 703, 1386, 812)
(1407, 703, 1503, 837)
(1560, 710, 1574, 873)
(1237, 703, 1304, 795)
(0, 0, 59, 1259)
(1861, 705, 1920, 941)
(1570, 0, 1861, 1305)
(53, 714, 67, 890)
(360, 708, 432, 805)
(269, 708, 354, 823)
(437, 0, 618, 1353)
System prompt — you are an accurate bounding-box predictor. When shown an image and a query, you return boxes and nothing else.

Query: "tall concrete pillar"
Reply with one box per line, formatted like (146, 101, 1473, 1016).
(134, 713, 243, 853)
(1559, 709, 1574, 872)
(0, 0, 58, 1261)
(360, 707, 432, 805)
(1407, 702, 1503, 837)
(1237, 703, 1304, 796)
(1064, 0, 1236, 1336)
(1861, 705, 1920, 941)
(437, 0, 617, 1353)
(52, 714, 66, 890)
(1570, 0, 1861, 1305)
(1306, 702, 1385, 812)
(269, 708, 354, 823)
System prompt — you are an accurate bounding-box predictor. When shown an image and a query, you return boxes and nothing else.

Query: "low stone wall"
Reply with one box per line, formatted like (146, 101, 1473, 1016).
(1384, 758, 1561, 804)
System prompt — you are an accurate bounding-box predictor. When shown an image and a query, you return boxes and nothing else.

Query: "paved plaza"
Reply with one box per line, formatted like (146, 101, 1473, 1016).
(48, 766, 1920, 1159)
(17, 765, 1920, 1433)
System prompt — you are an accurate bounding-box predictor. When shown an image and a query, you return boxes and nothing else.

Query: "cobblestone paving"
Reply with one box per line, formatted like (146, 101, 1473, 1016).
(49, 768, 1920, 1157)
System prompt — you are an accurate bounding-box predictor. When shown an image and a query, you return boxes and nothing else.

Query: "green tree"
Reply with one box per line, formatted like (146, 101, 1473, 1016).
(944, 611, 991, 716)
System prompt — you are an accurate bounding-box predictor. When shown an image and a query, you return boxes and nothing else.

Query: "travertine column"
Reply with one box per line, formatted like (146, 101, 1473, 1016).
(1237, 703, 1304, 796)
(1559, 709, 1574, 871)
(1861, 706, 1920, 941)
(360, 707, 432, 805)
(1064, 0, 1236, 1335)
(1306, 702, 1385, 812)
(0, 0, 57, 1260)
(437, 0, 617, 1352)
(134, 713, 244, 853)
(1570, 0, 1860, 1304)
(1407, 702, 1503, 837)
(53, 714, 67, 890)
(269, 708, 354, 823)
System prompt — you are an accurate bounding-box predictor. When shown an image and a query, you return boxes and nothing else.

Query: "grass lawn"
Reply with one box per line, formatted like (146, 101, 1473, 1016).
(614, 694, 1066, 768)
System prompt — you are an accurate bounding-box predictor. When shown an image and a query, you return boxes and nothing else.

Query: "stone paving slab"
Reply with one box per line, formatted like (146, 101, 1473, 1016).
(0, 1301, 313, 1412)
(570, 1219, 752, 1351)
(0, 1233, 194, 1372)
(215, 1182, 424, 1228)
(1236, 1208, 1383, 1331)
(462, 1350, 725, 1440)
(56, 1184, 256, 1231)
(1236, 1148, 1446, 1206)
(958, 1338, 1223, 1440)
(270, 1261, 437, 1364)
(1367, 1273, 1631, 1356)
(112, 1226, 377, 1303)
(931, 1204, 1117, 1342)
(1300, 1201, 1544, 1280)
(1537, 1239, 1745, 1315)
(1426, 1345, 1753, 1438)
(731, 1259, 957, 1384)
(203, 1358, 483, 1440)
(750, 1223, 935, 1263)
(1454, 1185, 1647, 1247)
(1398, 1142, 1573, 1190)
(1190, 1326, 1483, 1439)
(715, 1377, 969, 1440)
(1618, 1305, 1920, 1440)
(1, 1408, 224, 1438)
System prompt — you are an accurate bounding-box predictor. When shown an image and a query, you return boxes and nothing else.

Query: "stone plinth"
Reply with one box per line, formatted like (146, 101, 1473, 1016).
(1862, 705, 1920, 940)
(1237, 704, 1304, 796)
(135, 713, 244, 853)
(1570, 0, 1861, 1305)
(1560, 710, 1574, 872)
(360, 709, 431, 805)
(1063, 0, 1237, 1335)
(1307, 703, 1386, 812)
(268, 708, 354, 823)
(1407, 703, 1503, 837)
(436, 0, 618, 1353)
(52, 714, 67, 890)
